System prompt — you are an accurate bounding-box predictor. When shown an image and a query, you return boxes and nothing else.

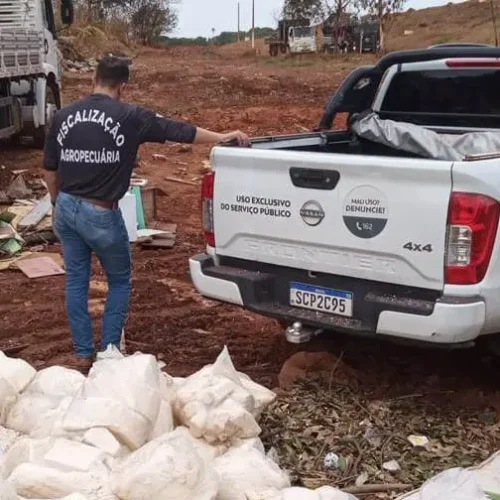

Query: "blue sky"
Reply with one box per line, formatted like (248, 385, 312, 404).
(174, 0, 464, 38)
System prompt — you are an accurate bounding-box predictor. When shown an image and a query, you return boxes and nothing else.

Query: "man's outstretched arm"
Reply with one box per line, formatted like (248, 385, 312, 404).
(137, 108, 249, 147)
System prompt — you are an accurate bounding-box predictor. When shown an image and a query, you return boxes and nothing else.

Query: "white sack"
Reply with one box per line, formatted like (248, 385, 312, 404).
(175, 375, 260, 444)
(62, 397, 150, 451)
(0, 478, 17, 500)
(26, 367, 85, 399)
(83, 428, 130, 459)
(417, 468, 487, 500)
(5, 392, 62, 435)
(62, 353, 163, 450)
(0, 352, 36, 393)
(83, 354, 162, 424)
(0, 378, 18, 425)
(0, 426, 20, 454)
(111, 428, 219, 500)
(174, 347, 262, 445)
(213, 447, 290, 500)
(247, 487, 358, 500)
(7, 439, 115, 500)
(237, 373, 276, 418)
(0, 437, 52, 480)
(174, 426, 224, 464)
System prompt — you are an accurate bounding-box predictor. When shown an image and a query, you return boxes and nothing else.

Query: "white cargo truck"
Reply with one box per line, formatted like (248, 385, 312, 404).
(0, 0, 74, 147)
(190, 44, 500, 352)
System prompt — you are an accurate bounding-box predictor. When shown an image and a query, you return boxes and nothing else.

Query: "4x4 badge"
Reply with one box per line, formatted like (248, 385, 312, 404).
(300, 201, 325, 226)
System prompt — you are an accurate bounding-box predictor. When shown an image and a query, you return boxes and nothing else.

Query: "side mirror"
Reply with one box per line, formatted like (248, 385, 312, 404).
(61, 0, 74, 25)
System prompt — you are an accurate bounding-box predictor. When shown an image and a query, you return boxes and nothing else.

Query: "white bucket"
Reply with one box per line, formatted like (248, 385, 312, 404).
(118, 191, 138, 242)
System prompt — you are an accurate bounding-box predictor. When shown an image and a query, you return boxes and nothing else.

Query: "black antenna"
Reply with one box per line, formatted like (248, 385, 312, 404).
(490, 0, 499, 47)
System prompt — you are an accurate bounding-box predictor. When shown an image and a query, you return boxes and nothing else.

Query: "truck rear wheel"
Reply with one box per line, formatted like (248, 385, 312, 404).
(280, 45, 288, 54)
(33, 82, 60, 149)
(270, 45, 279, 57)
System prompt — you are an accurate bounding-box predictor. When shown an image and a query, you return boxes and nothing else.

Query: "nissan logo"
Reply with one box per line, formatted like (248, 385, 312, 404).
(300, 201, 325, 226)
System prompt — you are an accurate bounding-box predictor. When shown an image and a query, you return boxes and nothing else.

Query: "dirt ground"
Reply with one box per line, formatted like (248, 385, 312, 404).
(1, 46, 500, 468)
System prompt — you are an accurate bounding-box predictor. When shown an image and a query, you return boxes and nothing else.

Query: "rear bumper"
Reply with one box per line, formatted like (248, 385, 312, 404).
(189, 254, 486, 346)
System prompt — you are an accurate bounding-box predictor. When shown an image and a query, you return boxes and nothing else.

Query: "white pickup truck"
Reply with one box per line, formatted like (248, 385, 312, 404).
(190, 44, 500, 350)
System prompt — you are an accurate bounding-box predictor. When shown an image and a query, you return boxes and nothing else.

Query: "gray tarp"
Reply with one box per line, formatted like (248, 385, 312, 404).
(351, 112, 500, 161)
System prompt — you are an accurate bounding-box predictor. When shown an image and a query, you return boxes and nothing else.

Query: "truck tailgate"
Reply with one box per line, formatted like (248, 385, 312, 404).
(212, 147, 453, 291)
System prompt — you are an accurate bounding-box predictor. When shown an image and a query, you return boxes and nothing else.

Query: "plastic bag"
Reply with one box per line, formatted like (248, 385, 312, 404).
(111, 428, 219, 500)
(214, 447, 290, 500)
(83, 354, 162, 424)
(417, 468, 487, 500)
(62, 397, 150, 450)
(247, 487, 358, 500)
(7, 438, 116, 500)
(5, 392, 62, 435)
(0, 437, 52, 480)
(0, 352, 36, 393)
(26, 367, 85, 398)
(0, 425, 20, 455)
(0, 478, 17, 500)
(63, 353, 164, 450)
(174, 348, 262, 445)
(83, 428, 130, 459)
(0, 377, 18, 425)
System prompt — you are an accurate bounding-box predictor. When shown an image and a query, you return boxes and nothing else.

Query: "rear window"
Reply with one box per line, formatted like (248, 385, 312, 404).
(382, 69, 500, 115)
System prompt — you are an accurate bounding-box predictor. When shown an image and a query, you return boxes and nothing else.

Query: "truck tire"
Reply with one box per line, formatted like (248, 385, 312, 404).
(33, 82, 60, 149)
(270, 45, 279, 57)
(280, 45, 288, 54)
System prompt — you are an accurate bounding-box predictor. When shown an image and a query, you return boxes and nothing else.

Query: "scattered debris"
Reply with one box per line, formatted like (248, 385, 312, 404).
(17, 194, 51, 231)
(355, 472, 368, 487)
(323, 452, 341, 470)
(383, 460, 401, 472)
(178, 144, 193, 154)
(6, 175, 32, 200)
(152, 154, 168, 161)
(16, 256, 65, 279)
(363, 425, 383, 448)
(408, 435, 429, 448)
(261, 379, 500, 491)
(164, 176, 198, 186)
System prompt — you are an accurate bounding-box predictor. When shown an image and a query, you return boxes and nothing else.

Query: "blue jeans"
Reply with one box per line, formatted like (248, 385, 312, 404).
(54, 192, 131, 358)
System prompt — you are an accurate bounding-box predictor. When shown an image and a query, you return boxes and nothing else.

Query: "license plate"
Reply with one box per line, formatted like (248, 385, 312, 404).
(290, 282, 353, 317)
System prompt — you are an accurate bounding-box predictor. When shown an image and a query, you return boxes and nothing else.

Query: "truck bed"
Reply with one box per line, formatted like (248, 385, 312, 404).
(0, 28, 44, 79)
(248, 130, 425, 159)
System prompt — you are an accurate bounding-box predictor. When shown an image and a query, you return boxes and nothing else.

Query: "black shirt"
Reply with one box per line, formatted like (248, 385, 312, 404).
(43, 94, 197, 202)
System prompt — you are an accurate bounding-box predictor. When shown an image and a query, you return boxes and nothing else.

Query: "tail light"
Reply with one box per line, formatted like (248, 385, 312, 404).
(445, 58, 500, 68)
(445, 193, 500, 284)
(201, 171, 215, 247)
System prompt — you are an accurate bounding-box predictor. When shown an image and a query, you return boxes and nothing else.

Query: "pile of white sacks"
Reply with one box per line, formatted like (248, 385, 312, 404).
(0, 347, 357, 500)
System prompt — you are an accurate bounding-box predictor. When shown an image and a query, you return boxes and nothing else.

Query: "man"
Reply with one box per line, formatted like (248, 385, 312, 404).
(43, 56, 249, 374)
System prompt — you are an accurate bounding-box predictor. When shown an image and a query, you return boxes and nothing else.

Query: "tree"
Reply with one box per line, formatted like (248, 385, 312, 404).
(323, 0, 361, 49)
(360, 0, 406, 51)
(130, 0, 178, 45)
(74, 0, 179, 44)
(282, 0, 325, 23)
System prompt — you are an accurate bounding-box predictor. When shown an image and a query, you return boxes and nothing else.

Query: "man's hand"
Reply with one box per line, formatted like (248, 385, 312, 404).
(220, 130, 250, 147)
(193, 127, 250, 146)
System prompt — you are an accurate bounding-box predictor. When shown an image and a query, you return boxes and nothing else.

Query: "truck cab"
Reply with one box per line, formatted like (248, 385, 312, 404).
(288, 26, 317, 54)
(0, 0, 73, 146)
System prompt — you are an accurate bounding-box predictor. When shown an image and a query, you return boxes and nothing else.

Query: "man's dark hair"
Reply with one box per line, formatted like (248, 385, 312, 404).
(95, 56, 130, 88)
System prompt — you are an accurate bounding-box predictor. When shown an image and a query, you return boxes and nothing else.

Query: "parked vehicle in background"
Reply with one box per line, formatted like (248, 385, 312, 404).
(265, 19, 314, 56)
(0, 0, 74, 147)
(191, 44, 500, 354)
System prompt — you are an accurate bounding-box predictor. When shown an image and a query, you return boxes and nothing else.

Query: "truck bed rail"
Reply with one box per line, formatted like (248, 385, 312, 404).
(0, 29, 44, 79)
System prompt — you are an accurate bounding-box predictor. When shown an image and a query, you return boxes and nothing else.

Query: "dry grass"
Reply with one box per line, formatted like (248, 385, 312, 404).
(387, 0, 500, 50)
